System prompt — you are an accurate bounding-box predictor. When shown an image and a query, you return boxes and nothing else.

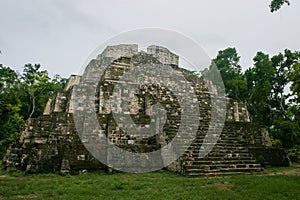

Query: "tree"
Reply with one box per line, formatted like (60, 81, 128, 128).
(269, 52, 289, 114)
(207, 47, 300, 150)
(0, 64, 66, 157)
(270, 0, 290, 12)
(269, 50, 300, 148)
(283, 51, 300, 148)
(288, 53, 300, 104)
(245, 52, 275, 124)
(0, 65, 25, 157)
(211, 48, 247, 101)
(20, 64, 66, 119)
(244, 50, 300, 149)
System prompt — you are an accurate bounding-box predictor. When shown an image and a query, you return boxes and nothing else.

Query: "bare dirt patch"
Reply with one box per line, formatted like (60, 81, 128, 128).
(265, 168, 300, 176)
(16, 194, 39, 199)
(204, 182, 233, 190)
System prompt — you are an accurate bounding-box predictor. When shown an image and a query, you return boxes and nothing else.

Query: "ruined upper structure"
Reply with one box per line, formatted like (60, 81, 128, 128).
(2, 44, 290, 175)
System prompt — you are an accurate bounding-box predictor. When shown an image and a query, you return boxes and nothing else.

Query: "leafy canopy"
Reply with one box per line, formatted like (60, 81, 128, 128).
(270, 0, 290, 12)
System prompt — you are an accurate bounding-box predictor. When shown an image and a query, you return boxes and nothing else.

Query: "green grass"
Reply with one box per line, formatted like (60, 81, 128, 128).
(1, 168, 300, 200)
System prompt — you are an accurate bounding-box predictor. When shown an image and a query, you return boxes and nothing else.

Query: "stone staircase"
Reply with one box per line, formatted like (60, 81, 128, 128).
(181, 122, 263, 176)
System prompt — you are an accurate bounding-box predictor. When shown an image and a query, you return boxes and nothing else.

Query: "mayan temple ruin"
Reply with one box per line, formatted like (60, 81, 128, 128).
(2, 44, 290, 175)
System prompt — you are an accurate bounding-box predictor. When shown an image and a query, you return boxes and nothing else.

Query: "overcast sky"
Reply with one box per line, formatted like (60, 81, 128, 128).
(0, 0, 299, 77)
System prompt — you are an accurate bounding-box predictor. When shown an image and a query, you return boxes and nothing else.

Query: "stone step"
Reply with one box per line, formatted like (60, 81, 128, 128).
(183, 153, 254, 159)
(192, 137, 244, 141)
(185, 148, 252, 153)
(185, 167, 263, 176)
(184, 150, 253, 154)
(187, 169, 263, 176)
(184, 163, 261, 170)
(181, 146, 250, 151)
(183, 159, 258, 165)
(184, 156, 256, 161)
(178, 150, 252, 157)
(188, 144, 246, 148)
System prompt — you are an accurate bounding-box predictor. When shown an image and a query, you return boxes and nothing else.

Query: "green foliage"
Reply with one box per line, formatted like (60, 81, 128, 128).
(269, 51, 300, 149)
(288, 145, 300, 162)
(20, 64, 66, 119)
(203, 48, 245, 100)
(270, 0, 290, 12)
(211, 48, 300, 150)
(0, 65, 25, 157)
(243, 50, 300, 149)
(0, 64, 66, 158)
(212, 48, 246, 101)
(201, 62, 226, 96)
(186, 70, 201, 80)
(288, 60, 300, 104)
(246, 52, 275, 124)
(271, 137, 283, 148)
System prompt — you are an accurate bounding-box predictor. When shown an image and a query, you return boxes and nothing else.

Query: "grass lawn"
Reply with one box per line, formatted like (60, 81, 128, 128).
(1, 165, 300, 200)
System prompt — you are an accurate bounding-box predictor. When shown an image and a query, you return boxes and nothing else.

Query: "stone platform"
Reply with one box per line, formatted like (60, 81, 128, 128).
(2, 44, 290, 175)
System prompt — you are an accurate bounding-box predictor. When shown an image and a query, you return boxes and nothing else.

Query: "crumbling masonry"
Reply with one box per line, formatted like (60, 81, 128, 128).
(2, 44, 290, 175)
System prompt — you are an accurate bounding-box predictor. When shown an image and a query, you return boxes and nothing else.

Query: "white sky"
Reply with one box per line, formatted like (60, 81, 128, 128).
(0, 0, 299, 77)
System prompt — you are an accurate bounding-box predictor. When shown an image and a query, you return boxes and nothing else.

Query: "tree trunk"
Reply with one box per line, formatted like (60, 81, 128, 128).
(28, 96, 35, 119)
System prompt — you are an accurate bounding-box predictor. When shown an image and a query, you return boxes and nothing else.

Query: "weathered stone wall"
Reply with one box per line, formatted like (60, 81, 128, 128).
(147, 45, 179, 66)
(3, 113, 104, 174)
(97, 44, 138, 61)
(2, 44, 290, 175)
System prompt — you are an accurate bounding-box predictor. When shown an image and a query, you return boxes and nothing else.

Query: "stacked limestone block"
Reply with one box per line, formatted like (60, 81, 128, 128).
(2, 44, 289, 174)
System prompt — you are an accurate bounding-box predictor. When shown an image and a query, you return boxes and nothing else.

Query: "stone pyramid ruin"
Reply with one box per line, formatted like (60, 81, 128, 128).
(2, 44, 290, 175)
